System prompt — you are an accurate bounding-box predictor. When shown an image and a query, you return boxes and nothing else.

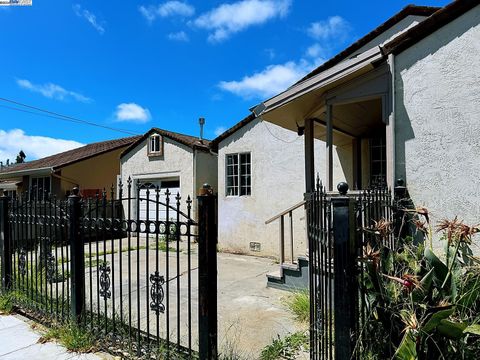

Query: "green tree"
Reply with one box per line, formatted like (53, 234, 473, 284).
(15, 150, 26, 163)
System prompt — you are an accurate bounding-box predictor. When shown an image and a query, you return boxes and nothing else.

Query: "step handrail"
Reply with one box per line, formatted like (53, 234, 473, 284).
(265, 200, 307, 275)
(265, 200, 306, 225)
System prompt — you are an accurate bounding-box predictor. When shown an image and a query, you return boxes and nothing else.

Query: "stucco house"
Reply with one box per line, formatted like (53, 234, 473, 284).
(120, 128, 217, 222)
(0, 136, 140, 199)
(211, 114, 337, 259)
(252, 0, 479, 251)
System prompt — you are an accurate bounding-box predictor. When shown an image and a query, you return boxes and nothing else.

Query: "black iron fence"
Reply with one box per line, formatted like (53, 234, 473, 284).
(307, 179, 402, 360)
(0, 180, 218, 359)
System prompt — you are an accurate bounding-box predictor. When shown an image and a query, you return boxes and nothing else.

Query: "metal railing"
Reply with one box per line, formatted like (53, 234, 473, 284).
(265, 200, 306, 273)
(0, 180, 219, 360)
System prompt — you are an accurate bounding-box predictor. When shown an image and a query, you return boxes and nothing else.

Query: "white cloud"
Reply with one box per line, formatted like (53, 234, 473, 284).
(73, 4, 105, 34)
(16, 79, 92, 103)
(219, 61, 310, 99)
(194, 0, 291, 43)
(305, 43, 329, 61)
(0, 129, 84, 162)
(139, 1, 195, 22)
(114, 103, 151, 123)
(214, 126, 226, 136)
(308, 16, 350, 42)
(167, 31, 189, 41)
(219, 15, 351, 99)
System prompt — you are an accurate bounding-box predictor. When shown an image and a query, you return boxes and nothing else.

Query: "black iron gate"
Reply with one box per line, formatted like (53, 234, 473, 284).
(0, 179, 218, 359)
(306, 179, 396, 360)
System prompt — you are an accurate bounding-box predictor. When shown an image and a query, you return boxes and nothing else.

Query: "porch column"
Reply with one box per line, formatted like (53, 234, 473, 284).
(326, 104, 333, 191)
(304, 118, 315, 193)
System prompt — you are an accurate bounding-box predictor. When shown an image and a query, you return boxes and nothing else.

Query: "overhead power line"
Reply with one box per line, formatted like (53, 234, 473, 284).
(0, 97, 141, 136)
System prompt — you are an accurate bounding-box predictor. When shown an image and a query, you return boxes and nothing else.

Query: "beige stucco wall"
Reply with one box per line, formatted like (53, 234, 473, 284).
(394, 5, 480, 251)
(217, 118, 351, 258)
(60, 147, 126, 197)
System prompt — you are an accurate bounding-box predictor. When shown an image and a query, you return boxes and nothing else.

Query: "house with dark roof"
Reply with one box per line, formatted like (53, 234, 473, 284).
(250, 0, 479, 261)
(120, 127, 217, 222)
(210, 0, 479, 274)
(0, 136, 140, 199)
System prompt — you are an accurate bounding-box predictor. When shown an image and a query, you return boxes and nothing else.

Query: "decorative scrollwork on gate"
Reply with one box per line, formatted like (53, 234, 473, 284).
(150, 271, 165, 314)
(99, 263, 111, 300)
(46, 252, 56, 284)
(18, 248, 27, 276)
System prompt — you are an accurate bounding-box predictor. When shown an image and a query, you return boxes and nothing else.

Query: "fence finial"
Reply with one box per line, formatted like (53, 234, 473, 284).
(337, 182, 349, 195)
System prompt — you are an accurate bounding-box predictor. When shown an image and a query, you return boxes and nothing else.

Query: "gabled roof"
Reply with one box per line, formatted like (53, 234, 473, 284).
(210, 114, 255, 152)
(295, 5, 439, 85)
(213, 5, 441, 147)
(382, 0, 478, 55)
(0, 136, 140, 176)
(120, 128, 211, 158)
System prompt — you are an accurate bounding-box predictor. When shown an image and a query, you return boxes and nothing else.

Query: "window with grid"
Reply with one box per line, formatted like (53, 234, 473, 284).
(369, 137, 386, 186)
(31, 176, 51, 201)
(148, 134, 162, 155)
(226, 153, 251, 196)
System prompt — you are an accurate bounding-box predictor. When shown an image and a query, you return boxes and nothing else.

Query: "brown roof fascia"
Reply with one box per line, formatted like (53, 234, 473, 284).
(120, 128, 210, 158)
(294, 5, 440, 85)
(210, 113, 256, 152)
(382, 0, 478, 55)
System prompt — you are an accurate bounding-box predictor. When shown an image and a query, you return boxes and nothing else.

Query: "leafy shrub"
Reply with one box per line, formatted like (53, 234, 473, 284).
(357, 209, 480, 359)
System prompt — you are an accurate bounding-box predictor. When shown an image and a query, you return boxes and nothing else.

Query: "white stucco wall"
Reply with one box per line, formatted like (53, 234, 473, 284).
(217, 118, 340, 258)
(394, 5, 480, 250)
(120, 135, 197, 219)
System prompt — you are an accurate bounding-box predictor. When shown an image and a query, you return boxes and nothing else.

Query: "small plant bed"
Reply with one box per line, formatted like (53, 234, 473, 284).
(260, 331, 309, 360)
(39, 322, 98, 353)
(0, 291, 15, 314)
(357, 209, 480, 359)
(285, 291, 309, 324)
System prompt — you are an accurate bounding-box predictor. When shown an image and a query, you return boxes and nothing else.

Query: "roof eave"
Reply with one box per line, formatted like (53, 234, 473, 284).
(0, 167, 54, 179)
(256, 46, 385, 117)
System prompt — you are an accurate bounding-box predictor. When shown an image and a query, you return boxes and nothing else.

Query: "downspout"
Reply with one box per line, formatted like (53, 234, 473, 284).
(388, 53, 396, 187)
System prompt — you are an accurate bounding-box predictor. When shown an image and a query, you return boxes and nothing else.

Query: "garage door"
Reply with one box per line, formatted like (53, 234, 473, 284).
(138, 179, 180, 221)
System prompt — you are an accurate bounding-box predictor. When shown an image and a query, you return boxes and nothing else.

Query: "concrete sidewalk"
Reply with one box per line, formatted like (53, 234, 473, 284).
(0, 315, 106, 360)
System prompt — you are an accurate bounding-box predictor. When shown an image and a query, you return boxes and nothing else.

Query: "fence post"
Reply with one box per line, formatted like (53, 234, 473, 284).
(0, 195, 12, 291)
(197, 184, 218, 360)
(332, 182, 357, 360)
(68, 187, 85, 323)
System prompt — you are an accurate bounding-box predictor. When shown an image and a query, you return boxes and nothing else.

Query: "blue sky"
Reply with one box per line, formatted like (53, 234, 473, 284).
(0, 0, 450, 161)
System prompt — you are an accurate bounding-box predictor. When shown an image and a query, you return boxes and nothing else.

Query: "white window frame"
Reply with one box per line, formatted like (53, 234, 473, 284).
(148, 134, 163, 156)
(225, 152, 251, 197)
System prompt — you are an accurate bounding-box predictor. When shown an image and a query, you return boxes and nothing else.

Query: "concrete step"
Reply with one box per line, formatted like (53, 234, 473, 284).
(267, 256, 309, 291)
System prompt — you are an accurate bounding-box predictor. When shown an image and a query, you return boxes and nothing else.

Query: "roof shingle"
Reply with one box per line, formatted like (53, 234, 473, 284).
(0, 135, 141, 176)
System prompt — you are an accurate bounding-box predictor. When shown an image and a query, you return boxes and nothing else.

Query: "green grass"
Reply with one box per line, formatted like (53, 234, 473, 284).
(260, 332, 309, 360)
(41, 322, 97, 353)
(85, 239, 177, 260)
(0, 292, 15, 314)
(84, 259, 109, 268)
(285, 290, 310, 323)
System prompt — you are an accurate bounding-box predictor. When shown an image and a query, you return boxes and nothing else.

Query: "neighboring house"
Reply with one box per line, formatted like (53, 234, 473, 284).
(0, 136, 140, 199)
(211, 114, 336, 258)
(253, 0, 479, 248)
(120, 128, 217, 222)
